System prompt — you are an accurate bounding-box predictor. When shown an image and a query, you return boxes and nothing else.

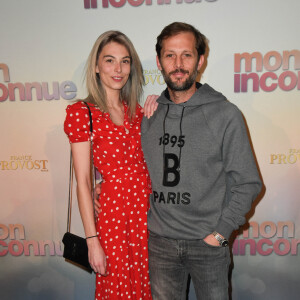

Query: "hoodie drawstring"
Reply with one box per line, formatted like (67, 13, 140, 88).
(178, 106, 185, 172)
(162, 104, 185, 175)
(162, 104, 170, 164)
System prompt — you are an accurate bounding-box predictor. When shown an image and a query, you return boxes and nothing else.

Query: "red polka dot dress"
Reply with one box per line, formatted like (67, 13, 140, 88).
(64, 101, 152, 300)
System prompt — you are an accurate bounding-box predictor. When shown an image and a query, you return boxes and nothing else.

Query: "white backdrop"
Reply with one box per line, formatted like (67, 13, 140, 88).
(1, 0, 300, 299)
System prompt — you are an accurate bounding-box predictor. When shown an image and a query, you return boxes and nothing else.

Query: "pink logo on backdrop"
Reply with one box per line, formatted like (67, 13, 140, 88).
(234, 50, 300, 93)
(0, 63, 77, 102)
(233, 221, 300, 256)
(84, 0, 97, 8)
(84, 0, 217, 9)
(0, 224, 62, 257)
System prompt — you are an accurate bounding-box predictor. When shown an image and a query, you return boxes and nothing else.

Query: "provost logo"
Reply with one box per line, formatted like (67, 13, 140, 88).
(270, 148, 300, 165)
(234, 50, 300, 93)
(0, 63, 77, 102)
(84, 0, 217, 9)
(144, 69, 165, 86)
(0, 155, 49, 172)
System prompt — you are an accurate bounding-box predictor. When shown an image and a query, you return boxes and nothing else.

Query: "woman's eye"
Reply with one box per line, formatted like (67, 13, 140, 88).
(123, 59, 130, 64)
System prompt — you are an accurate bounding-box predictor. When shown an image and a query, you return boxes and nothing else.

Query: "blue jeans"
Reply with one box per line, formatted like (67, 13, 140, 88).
(148, 231, 230, 300)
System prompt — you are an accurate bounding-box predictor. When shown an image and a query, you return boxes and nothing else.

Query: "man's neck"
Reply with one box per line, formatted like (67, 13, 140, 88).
(168, 83, 197, 104)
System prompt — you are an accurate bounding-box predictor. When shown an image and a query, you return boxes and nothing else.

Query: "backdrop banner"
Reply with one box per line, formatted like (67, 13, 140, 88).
(0, 0, 299, 299)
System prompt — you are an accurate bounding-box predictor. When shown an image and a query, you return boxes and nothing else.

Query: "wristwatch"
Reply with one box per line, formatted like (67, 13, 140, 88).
(212, 231, 229, 247)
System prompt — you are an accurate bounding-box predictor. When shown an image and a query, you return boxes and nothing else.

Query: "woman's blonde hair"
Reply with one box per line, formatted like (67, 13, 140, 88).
(85, 31, 144, 120)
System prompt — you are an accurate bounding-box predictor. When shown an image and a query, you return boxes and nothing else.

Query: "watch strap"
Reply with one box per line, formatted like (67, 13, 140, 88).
(212, 231, 228, 247)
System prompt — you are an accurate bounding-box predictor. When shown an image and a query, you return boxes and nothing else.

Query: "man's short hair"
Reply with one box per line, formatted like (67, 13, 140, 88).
(156, 22, 207, 61)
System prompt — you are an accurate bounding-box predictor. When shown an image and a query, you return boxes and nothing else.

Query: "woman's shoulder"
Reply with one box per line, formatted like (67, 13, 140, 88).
(64, 101, 95, 143)
(66, 100, 95, 113)
(66, 100, 102, 119)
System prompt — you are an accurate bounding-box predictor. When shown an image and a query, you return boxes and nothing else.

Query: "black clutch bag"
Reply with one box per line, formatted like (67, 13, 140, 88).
(62, 102, 95, 273)
(62, 232, 92, 273)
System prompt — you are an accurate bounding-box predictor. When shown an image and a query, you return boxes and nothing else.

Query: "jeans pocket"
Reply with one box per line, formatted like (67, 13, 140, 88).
(202, 239, 223, 248)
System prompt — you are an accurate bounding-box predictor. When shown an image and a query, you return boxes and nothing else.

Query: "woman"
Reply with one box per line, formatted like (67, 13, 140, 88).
(64, 31, 156, 300)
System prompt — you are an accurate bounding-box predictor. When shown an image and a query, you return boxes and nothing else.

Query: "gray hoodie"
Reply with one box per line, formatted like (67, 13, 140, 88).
(141, 83, 262, 240)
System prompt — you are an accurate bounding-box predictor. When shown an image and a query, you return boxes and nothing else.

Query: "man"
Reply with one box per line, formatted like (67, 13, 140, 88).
(141, 22, 262, 300)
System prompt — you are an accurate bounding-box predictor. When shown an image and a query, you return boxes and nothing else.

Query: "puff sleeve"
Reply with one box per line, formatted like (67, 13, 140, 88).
(64, 101, 91, 143)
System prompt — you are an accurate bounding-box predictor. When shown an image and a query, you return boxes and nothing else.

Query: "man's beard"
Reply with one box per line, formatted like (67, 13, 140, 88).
(161, 65, 198, 92)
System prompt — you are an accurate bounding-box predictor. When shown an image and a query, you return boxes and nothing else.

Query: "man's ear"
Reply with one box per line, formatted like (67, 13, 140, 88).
(156, 56, 162, 71)
(197, 55, 205, 71)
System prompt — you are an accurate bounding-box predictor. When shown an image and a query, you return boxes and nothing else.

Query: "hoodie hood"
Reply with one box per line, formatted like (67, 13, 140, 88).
(157, 83, 227, 108)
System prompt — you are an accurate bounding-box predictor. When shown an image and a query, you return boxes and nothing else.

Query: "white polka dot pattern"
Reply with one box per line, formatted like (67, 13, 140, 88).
(64, 101, 152, 300)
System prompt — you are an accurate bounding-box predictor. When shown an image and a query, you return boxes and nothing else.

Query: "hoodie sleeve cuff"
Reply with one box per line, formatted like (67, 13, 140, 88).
(215, 220, 235, 240)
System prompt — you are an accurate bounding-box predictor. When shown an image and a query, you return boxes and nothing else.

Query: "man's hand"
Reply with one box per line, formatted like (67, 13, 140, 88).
(94, 183, 101, 216)
(141, 94, 159, 119)
(203, 233, 223, 246)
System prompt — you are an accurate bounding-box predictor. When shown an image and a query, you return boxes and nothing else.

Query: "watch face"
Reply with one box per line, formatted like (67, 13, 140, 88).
(221, 240, 229, 247)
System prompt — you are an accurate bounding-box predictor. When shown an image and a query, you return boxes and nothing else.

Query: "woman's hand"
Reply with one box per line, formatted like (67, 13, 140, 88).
(87, 237, 107, 275)
(142, 94, 159, 119)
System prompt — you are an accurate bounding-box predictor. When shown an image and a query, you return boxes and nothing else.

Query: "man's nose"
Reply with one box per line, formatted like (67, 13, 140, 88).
(174, 56, 183, 68)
